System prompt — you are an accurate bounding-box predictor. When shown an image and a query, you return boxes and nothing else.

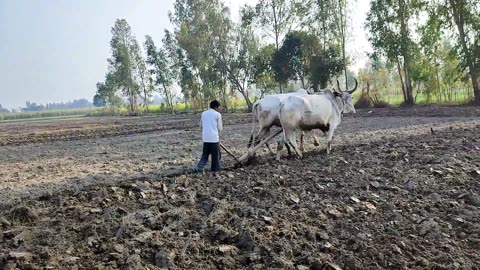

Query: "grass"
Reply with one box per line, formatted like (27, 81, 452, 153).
(141, 99, 249, 114)
(0, 108, 97, 122)
(372, 90, 474, 107)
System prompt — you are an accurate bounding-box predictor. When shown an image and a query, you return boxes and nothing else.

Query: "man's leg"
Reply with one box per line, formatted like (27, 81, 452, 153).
(210, 143, 221, 172)
(196, 143, 210, 170)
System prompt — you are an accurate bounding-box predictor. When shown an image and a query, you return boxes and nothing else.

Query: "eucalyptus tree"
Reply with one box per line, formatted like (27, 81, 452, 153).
(107, 19, 145, 112)
(170, 0, 233, 109)
(423, 0, 480, 104)
(367, 0, 422, 105)
(144, 35, 178, 113)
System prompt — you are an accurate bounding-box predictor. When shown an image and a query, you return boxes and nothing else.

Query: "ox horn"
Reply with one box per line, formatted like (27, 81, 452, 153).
(348, 78, 358, 94)
(336, 79, 341, 92)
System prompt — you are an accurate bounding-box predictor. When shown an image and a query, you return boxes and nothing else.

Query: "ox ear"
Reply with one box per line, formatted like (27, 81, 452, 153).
(348, 78, 359, 94)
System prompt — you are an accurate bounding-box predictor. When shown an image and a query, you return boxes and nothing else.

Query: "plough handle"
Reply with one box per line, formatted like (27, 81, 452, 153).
(220, 142, 242, 165)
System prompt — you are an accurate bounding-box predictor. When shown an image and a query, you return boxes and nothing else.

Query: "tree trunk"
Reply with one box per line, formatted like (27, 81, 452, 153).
(300, 76, 306, 89)
(239, 89, 253, 111)
(219, 82, 229, 113)
(435, 62, 441, 102)
(272, 2, 283, 94)
(396, 58, 407, 102)
(471, 73, 480, 105)
(449, 0, 480, 104)
(161, 82, 174, 114)
(404, 65, 414, 105)
(143, 89, 150, 114)
(399, 0, 414, 105)
(341, 0, 348, 91)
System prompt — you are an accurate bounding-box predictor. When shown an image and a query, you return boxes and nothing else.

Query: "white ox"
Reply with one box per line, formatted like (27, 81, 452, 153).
(277, 79, 358, 160)
(248, 89, 320, 155)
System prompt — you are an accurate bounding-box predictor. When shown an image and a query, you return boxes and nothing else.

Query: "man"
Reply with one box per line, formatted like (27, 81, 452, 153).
(195, 100, 223, 172)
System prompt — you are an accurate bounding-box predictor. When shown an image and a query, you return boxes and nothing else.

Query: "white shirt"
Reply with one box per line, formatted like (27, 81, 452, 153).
(200, 109, 223, 143)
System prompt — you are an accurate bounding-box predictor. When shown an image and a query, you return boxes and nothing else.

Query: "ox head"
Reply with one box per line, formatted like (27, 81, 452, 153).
(334, 78, 358, 114)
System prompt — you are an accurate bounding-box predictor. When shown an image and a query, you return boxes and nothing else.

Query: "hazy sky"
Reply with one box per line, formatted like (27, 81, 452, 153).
(0, 0, 371, 109)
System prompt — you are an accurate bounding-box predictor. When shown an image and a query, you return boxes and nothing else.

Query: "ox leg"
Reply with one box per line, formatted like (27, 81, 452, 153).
(276, 140, 284, 161)
(275, 139, 292, 160)
(288, 132, 303, 158)
(239, 129, 283, 163)
(289, 141, 303, 158)
(285, 143, 292, 156)
(300, 132, 305, 153)
(247, 133, 254, 148)
(312, 133, 320, 146)
(325, 128, 336, 154)
(260, 129, 275, 156)
(266, 143, 275, 156)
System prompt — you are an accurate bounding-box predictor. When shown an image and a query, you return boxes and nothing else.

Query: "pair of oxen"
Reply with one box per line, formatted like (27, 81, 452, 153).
(248, 79, 358, 160)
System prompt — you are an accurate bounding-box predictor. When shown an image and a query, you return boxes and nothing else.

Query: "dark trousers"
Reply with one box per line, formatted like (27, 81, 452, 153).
(197, 142, 221, 172)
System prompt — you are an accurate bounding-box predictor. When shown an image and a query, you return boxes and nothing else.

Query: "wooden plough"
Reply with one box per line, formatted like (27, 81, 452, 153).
(220, 129, 283, 165)
(219, 142, 241, 164)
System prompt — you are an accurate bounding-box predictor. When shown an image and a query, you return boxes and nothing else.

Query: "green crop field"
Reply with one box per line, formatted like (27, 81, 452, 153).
(0, 108, 96, 122)
(1, 89, 475, 122)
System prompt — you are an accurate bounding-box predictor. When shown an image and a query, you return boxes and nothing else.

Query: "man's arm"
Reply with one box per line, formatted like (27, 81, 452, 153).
(217, 113, 223, 132)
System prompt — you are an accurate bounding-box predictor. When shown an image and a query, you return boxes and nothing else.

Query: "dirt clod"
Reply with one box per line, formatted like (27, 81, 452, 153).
(237, 231, 256, 251)
(369, 181, 380, 188)
(155, 250, 169, 268)
(464, 194, 480, 207)
(9, 206, 37, 224)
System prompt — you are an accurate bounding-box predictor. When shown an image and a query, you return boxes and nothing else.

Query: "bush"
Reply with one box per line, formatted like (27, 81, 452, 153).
(354, 92, 373, 108)
(373, 100, 391, 108)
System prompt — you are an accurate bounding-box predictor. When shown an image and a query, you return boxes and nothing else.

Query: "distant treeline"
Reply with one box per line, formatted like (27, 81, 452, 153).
(18, 99, 93, 112)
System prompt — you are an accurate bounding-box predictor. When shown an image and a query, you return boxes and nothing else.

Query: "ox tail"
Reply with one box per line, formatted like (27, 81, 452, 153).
(248, 102, 259, 148)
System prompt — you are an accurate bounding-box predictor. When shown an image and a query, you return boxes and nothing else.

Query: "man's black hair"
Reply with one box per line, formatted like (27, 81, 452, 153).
(210, 100, 221, 109)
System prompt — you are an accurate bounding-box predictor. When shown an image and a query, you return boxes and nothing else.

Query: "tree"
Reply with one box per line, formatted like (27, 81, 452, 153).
(272, 31, 343, 91)
(333, 0, 350, 91)
(93, 94, 106, 107)
(171, 0, 235, 110)
(273, 31, 323, 89)
(309, 47, 345, 91)
(358, 60, 396, 106)
(255, 0, 298, 51)
(131, 40, 152, 113)
(301, 0, 337, 49)
(367, 0, 421, 105)
(215, 5, 260, 110)
(0, 104, 10, 113)
(93, 76, 122, 108)
(431, 0, 480, 104)
(255, 0, 299, 92)
(252, 44, 277, 98)
(107, 19, 143, 113)
(144, 35, 177, 113)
